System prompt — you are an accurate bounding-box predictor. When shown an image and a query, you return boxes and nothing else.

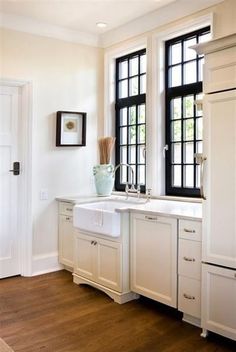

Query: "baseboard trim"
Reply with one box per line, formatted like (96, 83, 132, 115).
(32, 252, 63, 276)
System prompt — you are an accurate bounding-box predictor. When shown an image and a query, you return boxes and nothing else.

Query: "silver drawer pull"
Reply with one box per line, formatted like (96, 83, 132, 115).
(145, 215, 157, 221)
(66, 207, 72, 211)
(93, 241, 97, 246)
(183, 228, 196, 233)
(183, 256, 195, 262)
(183, 293, 195, 300)
(91, 240, 94, 245)
(66, 216, 71, 221)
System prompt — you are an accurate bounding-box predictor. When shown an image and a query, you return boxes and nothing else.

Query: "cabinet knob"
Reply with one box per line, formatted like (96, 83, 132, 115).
(66, 217, 71, 221)
(91, 240, 94, 245)
(94, 241, 97, 246)
(66, 208, 72, 212)
(183, 256, 196, 262)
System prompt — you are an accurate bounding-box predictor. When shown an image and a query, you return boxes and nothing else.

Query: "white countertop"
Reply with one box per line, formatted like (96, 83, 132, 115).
(56, 194, 202, 221)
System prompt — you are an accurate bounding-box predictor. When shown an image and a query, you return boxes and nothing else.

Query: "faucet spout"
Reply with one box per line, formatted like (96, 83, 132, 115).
(114, 163, 135, 187)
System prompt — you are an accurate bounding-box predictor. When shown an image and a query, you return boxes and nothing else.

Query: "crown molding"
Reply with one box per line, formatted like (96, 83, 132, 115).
(0, 12, 100, 47)
(100, 0, 224, 48)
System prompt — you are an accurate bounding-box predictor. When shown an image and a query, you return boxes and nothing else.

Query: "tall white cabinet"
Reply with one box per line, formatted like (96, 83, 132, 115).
(194, 34, 236, 341)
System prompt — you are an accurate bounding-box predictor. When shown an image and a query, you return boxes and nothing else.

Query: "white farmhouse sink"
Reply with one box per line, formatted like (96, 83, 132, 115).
(73, 200, 138, 237)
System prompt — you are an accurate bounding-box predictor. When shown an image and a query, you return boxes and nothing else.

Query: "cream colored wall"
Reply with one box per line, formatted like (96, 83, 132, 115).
(1, 28, 104, 260)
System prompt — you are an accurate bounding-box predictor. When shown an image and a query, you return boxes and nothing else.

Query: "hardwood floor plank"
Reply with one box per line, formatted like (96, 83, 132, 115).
(0, 271, 235, 352)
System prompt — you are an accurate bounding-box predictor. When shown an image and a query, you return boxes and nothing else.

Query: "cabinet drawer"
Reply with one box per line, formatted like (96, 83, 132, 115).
(178, 276, 201, 319)
(179, 220, 202, 241)
(59, 202, 74, 216)
(204, 46, 236, 93)
(178, 239, 201, 280)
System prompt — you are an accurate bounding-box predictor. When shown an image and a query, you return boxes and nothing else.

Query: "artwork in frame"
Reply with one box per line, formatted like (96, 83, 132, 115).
(56, 111, 86, 146)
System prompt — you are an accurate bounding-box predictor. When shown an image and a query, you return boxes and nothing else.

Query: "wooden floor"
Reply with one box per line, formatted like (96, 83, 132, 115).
(0, 271, 235, 352)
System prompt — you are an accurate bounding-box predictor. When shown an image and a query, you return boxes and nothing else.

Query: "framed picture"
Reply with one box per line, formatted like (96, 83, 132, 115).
(56, 111, 86, 146)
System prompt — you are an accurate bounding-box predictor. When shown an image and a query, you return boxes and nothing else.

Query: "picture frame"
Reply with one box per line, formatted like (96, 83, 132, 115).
(56, 111, 86, 147)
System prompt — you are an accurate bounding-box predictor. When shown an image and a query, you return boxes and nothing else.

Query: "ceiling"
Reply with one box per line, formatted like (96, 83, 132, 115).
(0, 0, 177, 35)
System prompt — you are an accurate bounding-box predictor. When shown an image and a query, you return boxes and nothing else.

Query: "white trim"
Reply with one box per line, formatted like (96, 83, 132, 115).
(101, 0, 222, 48)
(0, 12, 100, 47)
(32, 252, 63, 276)
(0, 78, 33, 276)
(151, 13, 214, 196)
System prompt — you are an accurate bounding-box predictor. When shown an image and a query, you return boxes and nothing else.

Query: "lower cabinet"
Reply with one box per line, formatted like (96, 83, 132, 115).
(202, 263, 236, 341)
(130, 213, 178, 308)
(58, 202, 74, 269)
(74, 232, 121, 292)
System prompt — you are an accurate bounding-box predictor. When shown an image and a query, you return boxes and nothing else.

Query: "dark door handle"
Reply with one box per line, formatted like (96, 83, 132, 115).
(9, 162, 20, 175)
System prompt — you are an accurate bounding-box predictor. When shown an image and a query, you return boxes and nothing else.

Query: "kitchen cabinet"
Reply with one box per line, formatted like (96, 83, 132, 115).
(58, 202, 74, 269)
(178, 219, 202, 325)
(130, 213, 177, 308)
(74, 232, 121, 292)
(194, 34, 236, 341)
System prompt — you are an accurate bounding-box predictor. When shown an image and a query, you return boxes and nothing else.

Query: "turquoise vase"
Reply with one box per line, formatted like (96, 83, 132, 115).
(93, 164, 115, 196)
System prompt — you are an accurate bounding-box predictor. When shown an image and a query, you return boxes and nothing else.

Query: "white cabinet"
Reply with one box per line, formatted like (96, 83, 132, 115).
(58, 202, 74, 269)
(130, 213, 177, 308)
(74, 232, 121, 292)
(202, 264, 236, 341)
(178, 219, 202, 324)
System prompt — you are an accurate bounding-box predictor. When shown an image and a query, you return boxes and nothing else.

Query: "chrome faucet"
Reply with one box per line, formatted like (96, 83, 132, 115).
(114, 163, 139, 198)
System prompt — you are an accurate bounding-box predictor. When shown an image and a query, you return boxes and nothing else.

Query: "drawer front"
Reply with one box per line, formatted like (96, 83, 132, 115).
(179, 220, 202, 241)
(59, 202, 74, 216)
(178, 239, 201, 280)
(204, 46, 236, 94)
(178, 276, 201, 319)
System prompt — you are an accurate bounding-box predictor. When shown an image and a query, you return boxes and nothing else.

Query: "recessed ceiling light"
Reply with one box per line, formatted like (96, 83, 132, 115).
(96, 22, 107, 28)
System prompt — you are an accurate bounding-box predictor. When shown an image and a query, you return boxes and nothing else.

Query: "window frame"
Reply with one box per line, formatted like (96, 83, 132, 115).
(165, 26, 210, 197)
(115, 49, 146, 193)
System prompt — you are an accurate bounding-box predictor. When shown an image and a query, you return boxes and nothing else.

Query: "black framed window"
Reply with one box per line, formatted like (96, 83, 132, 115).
(165, 27, 210, 197)
(115, 49, 146, 192)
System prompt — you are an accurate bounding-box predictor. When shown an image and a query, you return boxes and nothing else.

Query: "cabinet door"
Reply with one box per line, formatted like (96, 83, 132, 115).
(59, 215, 74, 267)
(131, 213, 177, 308)
(203, 90, 236, 268)
(202, 264, 236, 341)
(96, 238, 121, 292)
(74, 232, 96, 281)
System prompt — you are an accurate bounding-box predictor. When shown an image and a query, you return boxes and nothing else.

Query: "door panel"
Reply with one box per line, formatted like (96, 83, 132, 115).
(0, 86, 20, 278)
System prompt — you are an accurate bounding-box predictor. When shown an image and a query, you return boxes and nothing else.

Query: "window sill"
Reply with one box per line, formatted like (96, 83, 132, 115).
(112, 191, 202, 203)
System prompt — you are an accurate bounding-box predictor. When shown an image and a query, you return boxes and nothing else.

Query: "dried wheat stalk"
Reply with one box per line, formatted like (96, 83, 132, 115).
(98, 137, 116, 164)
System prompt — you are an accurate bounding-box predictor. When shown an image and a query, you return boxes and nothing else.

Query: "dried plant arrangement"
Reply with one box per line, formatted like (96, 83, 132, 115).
(98, 137, 116, 164)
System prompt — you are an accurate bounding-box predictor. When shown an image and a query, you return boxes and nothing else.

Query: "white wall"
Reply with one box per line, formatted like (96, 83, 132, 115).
(1, 28, 103, 272)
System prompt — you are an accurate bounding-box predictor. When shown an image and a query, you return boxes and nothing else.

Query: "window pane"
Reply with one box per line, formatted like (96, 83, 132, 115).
(120, 108, 127, 126)
(120, 146, 127, 164)
(119, 60, 128, 79)
(184, 37, 197, 61)
(196, 141, 202, 154)
(169, 65, 181, 87)
(138, 124, 145, 143)
(119, 80, 128, 98)
(196, 118, 203, 140)
(170, 42, 182, 65)
(140, 74, 146, 94)
(129, 56, 138, 76)
(172, 120, 182, 142)
(198, 58, 204, 81)
(183, 95, 194, 118)
(196, 93, 203, 117)
(172, 143, 181, 164)
(184, 142, 194, 163)
(173, 165, 181, 187)
(171, 98, 182, 120)
(120, 127, 127, 145)
(128, 166, 136, 184)
(128, 125, 136, 144)
(184, 62, 196, 84)
(140, 54, 146, 74)
(184, 119, 194, 141)
(138, 145, 145, 163)
(129, 106, 136, 125)
(138, 104, 145, 123)
(199, 32, 211, 43)
(138, 165, 145, 185)
(121, 167, 127, 184)
(129, 77, 138, 96)
(196, 165, 200, 188)
(184, 165, 194, 188)
(129, 146, 136, 164)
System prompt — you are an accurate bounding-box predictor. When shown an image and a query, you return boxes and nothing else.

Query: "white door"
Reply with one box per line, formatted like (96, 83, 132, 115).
(203, 90, 236, 269)
(0, 85, 21, 278)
